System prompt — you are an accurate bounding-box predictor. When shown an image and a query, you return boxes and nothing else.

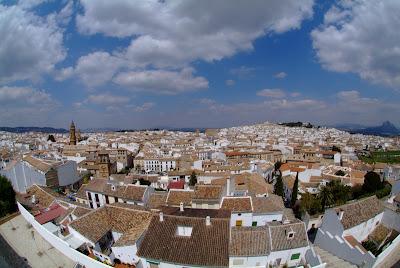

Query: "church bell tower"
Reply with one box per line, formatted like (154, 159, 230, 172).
(69, 121, 77, 145)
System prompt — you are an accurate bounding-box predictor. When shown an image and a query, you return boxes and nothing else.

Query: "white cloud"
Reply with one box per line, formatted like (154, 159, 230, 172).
(74, 52, 123, 87)
(257, 88, 286, 98)
(290, 92, 301, 97)
(17, 0, 49, 9)
(230, 66, 256, 79)
(0, 86, 60, 125)
(337, 90, 381, 107)
(113, 68, 208, 95)
(0, 4, 65, 84)
(77, 0, 314, 67)
(312, 0, 400, 88)
(226, 79, 235, 86)
(87, 93, 129, 106)
(55, 67, 74, 81)
(0, 86, 56, 105)
(199, 98, 217, 106)
(70, 1, 314, 92)
(264, 98, 326, 110)
(134, 102, 155, 112)
(274, 72, 287, 79)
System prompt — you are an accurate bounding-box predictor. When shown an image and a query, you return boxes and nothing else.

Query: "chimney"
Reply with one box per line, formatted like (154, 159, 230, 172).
(159, 212, 164, 222)
(179, 202, 184, 212)
(206, 216, 211, 226)
(339, 210, 344, 220)
(31, 195, 36, 204)
(226, 177, 230, 196)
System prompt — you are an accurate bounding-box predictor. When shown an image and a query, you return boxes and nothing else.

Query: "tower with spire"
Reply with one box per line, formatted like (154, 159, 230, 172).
(69, 121, 77, 145)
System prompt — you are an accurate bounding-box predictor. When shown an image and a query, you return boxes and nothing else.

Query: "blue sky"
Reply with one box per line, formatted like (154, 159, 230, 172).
(0, 0, 399, 129)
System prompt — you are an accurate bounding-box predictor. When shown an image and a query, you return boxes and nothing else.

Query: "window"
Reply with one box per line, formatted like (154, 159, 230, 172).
(105, 195, 109, 204)
(176, 226, 193, 237)
(115, 197, 119, 203)
(95, 194, 99, 202)
(252, 221, 257, 227)
(287, 231, 294, 239)
(235, 220, 242, 227)
(232, 259, 244, 266)
(291, 253, 300, 260)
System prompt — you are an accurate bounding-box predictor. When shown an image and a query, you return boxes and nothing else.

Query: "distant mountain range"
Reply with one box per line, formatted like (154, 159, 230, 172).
(335, 121, 400, 137)
(0, 127, 68, 133)
(0, 126, 205, 134)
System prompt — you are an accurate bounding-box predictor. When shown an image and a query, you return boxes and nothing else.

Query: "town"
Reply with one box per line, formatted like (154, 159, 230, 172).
(1, 0, 400, 267)
(0, 121, 399, 268)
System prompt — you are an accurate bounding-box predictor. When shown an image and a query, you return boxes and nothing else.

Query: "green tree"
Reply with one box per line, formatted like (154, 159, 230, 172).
(274, 161, 282, 171)
(363, 171, 383, 193)
(334, 170, 346, 176)
(299, 192, 321, 216)
(0, 175, 16, 217)
(327, 180, 351, 205)
(189, 171, 197, 186)
(274, 173, 284, 198)
(47, 134, 56, 142)
(82, 173, 91, 184)
(318, 185, 334, 209)
(291, 173, 299, 207)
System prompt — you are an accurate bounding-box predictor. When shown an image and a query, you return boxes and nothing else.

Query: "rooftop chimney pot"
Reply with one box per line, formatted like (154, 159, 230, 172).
(179, 202, 184, 212)
(206, 216, 211, 226)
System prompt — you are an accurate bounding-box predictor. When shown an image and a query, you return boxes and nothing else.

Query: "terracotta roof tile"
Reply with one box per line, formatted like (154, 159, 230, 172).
(69, 205, 152, 243)
(148, 192, 167, 209)
(335, 196, 384, 229)
(137, 215, 229, 267)
(193, 185, 223, 201)
(268, 221, 308, 251)
(166, 190, 193, 206)
(230, 226, 270, 256)
(221, 197, 252, 213)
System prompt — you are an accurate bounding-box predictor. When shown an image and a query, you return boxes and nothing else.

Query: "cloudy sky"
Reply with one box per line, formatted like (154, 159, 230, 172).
(1, 0, 399, 129)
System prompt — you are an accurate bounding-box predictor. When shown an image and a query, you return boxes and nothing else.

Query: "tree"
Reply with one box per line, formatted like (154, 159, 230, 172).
(274, 161, 282, 172)
(334, 170, 346, 176)
(318, 185, 334, 209)
(299, 192, 321, 216)
(117, 167, 130, 174)
(363, 171, 383, 193)
(274, 173, 284, 198)
(327, 180, 351, 205)
(189, 171, 197, 186)
(82, 173, 91, 184)
(47, 134, 56, 142)
(351, 184, 364, 199)
(139, 178, 151, 186)
(291, 173, 299, 207)
(0, 175, 16, 217)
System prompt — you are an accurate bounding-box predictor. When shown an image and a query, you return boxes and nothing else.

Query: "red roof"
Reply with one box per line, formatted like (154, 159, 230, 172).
(35, 203, 67, 224)
(168, 180, 185, 190)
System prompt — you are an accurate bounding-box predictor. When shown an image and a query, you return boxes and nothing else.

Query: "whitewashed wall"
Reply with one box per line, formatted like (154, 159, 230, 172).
(18, 202, 110, 268)
(343, 212, 384, 242)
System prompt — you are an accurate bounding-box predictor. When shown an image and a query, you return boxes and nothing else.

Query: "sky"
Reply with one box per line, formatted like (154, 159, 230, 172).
(0, 0, 400, 129)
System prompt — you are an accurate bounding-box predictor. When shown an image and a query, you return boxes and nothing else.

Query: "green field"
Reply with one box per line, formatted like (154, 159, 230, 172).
(359, 151, 400, 164)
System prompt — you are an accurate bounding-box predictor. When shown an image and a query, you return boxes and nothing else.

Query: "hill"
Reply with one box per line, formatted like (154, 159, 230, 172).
(0, 127, 68, 133)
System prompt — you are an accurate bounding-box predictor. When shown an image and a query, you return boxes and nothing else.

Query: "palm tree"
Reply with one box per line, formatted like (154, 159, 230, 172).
(318, 186, 334, 210)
